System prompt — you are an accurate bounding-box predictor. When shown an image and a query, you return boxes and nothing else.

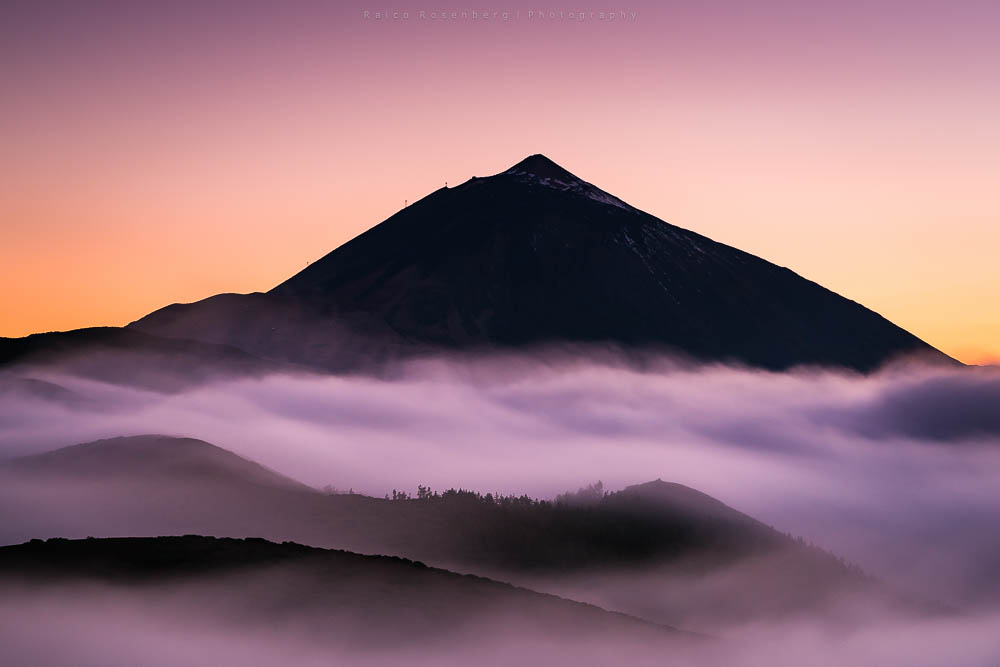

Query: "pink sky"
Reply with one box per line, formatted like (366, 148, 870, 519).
(2, 1, 998, 362)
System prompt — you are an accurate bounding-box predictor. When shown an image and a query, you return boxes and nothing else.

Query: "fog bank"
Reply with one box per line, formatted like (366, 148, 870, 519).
(2, 355, 999, 607)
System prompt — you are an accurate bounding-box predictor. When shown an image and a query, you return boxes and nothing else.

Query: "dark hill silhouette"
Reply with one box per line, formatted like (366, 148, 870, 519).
(129, 154, 953, 372)
(0, 435, 910, 630)
(0, 376, 92, 407)
(127, 292, 406, 373)
(0, 435, 322, 541)
(613, 479, 759, 520)
(0, 327, 285, 390)
(0, 536, 687, 646)
(3, 435, 310, 491)
(0, 436, 802, 570)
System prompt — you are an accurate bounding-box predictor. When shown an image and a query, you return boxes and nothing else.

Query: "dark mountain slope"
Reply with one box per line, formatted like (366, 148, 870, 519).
(127, 292, 404, 372)
(0, 435, 900, 631)
(131, 154, 952, 372)
(0, 436, 810, 572)
(0, 435, 322, 542)
(2, 435, 310, 491)
(0, 536, 686, 647)
(0, 327, 285, 390)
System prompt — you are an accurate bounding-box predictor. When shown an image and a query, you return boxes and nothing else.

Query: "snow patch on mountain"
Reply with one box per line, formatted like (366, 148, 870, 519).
(504, 168, 635, 212)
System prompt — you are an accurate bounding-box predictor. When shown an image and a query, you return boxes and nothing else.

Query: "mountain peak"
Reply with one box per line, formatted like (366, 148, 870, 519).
(501, 154, 633, 211)
(504, 154, 579, 182)
(131, 155, 952, 373)
(618, 480, 752, 523)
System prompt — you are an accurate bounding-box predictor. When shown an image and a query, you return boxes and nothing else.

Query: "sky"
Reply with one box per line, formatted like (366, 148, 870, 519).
(2, 0, 998, 363)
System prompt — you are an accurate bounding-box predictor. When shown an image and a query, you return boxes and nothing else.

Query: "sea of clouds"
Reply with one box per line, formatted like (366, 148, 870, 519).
(1, 353, 999, 664)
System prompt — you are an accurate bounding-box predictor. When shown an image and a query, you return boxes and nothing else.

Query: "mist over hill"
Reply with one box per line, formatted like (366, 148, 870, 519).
(2, 358, 998, 611)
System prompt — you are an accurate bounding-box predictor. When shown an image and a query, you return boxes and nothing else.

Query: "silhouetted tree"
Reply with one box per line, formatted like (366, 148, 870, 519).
(555, 481, 605, 506)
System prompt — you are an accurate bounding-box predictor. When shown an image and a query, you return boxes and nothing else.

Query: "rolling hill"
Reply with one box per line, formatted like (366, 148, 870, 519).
(0, 434, 906, 631)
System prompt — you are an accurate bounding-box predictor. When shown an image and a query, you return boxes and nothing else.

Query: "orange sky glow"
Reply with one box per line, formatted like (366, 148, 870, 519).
(2, 2, 998, 363)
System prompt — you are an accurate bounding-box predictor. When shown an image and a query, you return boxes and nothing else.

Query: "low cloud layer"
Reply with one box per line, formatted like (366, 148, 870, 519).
(1, 355, 999, 610)
(1, 584, 998, 667)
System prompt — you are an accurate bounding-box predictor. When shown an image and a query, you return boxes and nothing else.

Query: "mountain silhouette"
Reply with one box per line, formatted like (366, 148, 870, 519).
(1, 435, 916, 631)
(2, 435, 309, 491)
(129, 154, 952, 372)
(0, 536, 688, 647)
(0, 327, 283, 390)
(0, 436, 820, 572)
